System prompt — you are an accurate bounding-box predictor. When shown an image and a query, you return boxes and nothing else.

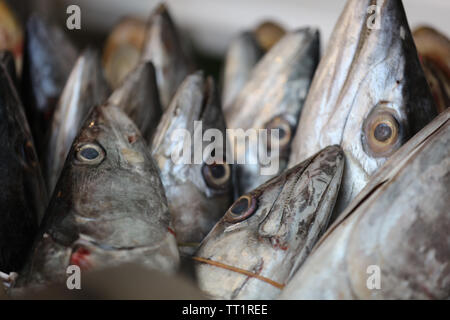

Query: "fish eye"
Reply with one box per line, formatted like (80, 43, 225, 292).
(202, 162, 231, 189)
(225, 195, 258, 223)
(363, 108, 402, 157)
(75, 143, 105, 165)
(265, 116, 292, 150)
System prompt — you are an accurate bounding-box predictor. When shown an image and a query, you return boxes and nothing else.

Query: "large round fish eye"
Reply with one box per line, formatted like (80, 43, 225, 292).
(265, 116, 292, 150)
(202, 162, 231, 189)
(75, 142, 105, 165)
(363, 107, 402, 157)
(224, 195, 257, 223)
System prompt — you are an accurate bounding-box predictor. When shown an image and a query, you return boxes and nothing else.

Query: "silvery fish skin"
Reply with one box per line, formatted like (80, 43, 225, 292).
(102, 17, 146, 89)
(14, 103, 179, 290)
(141, 4, 193, 109)
(288, 0, 437, 219)
(195, 145, 344, 300)
(226, 28, 320, 196)
(46, 49, 110, 195)
(413, 26, 450, 113)
(280, 108, 450, 300)
(21, 14, 78, 154)
(151, 72, 233, 251)
(222, 32, 263, 113)
(107, 61, 162, 143)
(0, 53, 47, 273)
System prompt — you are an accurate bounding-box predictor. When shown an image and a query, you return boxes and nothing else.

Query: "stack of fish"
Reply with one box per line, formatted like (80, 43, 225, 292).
(0, 0, 448, 300)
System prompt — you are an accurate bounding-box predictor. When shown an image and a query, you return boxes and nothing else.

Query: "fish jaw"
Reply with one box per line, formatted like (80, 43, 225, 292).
(21, 14, 78, 154)
(141, 4, 193, 109)
(222, 32, 263, 113)
(288, 0, 437, 218)
(14, 103, 179, 289)
(225, 28, 320, 196)
(280, 109, 450, 300)
(151, 72, 233, 248)
(195, 145, 344, 299)
(46, 49, 109, 195)
(107, 61, 162, 143)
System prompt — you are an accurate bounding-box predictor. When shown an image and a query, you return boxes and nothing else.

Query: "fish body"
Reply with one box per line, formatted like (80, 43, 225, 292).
(102, 17, 146, 88)
(46, 49, 109, 194)
(21, 14, 78, 154)
(226, 28, 320, 196)
(0, 52, 47, 273)
(14, 102, 179, 289)
(141, 4, 194, 109)
(280, 109, 450, 300)
(195, 145, 344, 299)
(151, 72, 233, 253)
(288, 0, 437, 219)
(413, 26, 450, 113)
(222, 32, 263, 114)
(107, 61, 162, 143)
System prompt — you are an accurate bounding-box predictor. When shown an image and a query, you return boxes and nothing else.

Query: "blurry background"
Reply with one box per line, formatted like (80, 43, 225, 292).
(7, 0, 450, 74)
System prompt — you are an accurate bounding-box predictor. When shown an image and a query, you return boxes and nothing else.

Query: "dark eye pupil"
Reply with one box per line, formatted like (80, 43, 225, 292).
(210, 165, 225, 179)
(80, 147, 99, 160)
(231, 198, 249, 215)
(374, 123, 392, 142)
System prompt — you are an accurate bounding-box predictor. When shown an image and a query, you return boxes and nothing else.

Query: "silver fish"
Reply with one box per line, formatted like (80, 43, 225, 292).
(226, 28, 320, 196)
(288, 0, 437, 220)
(280, 108, 450, 300)
(151, 71, 233, 253)
(13, 102, 179, 290)
(194, 145, 344, 300)
(141, 4, 194, 109)
(21, 14, 78, 154)
(107, 61, 162, 143)
(221, 32, 263, 113)
(46, 49, 110, 195)
(0, 52, 47, 273)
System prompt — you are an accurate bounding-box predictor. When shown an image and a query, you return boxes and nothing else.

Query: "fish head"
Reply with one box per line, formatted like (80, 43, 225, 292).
(16, 102, 178, 287)
(49, 103, 171, 247)
(141, 4, 192, 108)
(195, 145, 344, 299)
(289, 0, 437, 215)
(46, 48, 110, 195)
(152, 72, 233, 245)
(102, 17, 146, 88)
(0, 54, 46, 271)
(107, 61, 162, 143)
(227, 28, 320, 195)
